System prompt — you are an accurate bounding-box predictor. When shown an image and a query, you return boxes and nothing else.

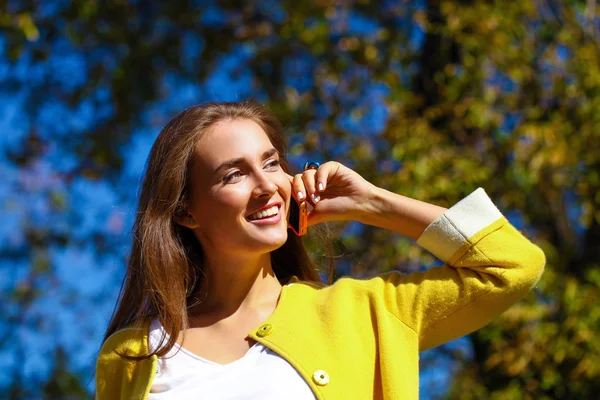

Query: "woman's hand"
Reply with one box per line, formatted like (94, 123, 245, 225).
(288, 162, 376, 227)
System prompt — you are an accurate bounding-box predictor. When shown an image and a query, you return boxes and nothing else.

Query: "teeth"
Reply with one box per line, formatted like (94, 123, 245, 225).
(248, 206, 279, 220)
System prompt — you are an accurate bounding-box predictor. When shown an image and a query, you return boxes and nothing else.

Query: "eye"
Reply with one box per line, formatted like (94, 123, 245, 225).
(223, 170, 243, 183)
(265, 159, 281, 169)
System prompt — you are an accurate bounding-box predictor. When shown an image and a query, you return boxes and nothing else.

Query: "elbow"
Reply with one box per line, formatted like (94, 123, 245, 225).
(509, 242, 546, 292)
(527, 243, 546, 287)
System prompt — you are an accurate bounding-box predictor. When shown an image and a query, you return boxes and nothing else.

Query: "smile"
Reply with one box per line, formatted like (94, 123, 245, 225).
(247, 205, 279, 221)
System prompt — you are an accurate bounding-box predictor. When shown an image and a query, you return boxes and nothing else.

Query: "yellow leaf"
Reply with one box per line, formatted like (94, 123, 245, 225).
(17, 13, 39, 42)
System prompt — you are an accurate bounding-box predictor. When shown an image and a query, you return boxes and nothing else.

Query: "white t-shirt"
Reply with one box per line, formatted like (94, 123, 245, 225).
(148, 319, 316, 399)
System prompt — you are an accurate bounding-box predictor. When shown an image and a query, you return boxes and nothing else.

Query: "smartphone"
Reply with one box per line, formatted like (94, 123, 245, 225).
(288, 195, 308, 236)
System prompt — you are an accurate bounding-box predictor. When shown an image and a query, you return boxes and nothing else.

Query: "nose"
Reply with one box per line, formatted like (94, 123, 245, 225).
(252, 170, 278, 198)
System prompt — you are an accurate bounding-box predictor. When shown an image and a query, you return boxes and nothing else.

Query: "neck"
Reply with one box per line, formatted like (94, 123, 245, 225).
(187, 251, 283, 322)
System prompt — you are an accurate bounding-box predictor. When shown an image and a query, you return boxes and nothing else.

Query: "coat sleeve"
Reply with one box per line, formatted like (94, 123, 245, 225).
(359, 188, 545, 351)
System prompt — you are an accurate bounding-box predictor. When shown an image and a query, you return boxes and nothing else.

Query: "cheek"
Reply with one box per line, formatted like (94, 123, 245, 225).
(195, 189, 247, 223)
(278, 176, 292, 200)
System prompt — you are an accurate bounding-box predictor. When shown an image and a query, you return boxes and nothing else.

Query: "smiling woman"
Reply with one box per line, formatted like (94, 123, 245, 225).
(177, 119, 292, 258)
(95, 101, 546, 400)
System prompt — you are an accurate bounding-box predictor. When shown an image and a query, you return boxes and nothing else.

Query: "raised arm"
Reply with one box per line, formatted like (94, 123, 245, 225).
(292, 162, 545, 350)
(355, 187, 545, 350)
(353, 184, 448, 240)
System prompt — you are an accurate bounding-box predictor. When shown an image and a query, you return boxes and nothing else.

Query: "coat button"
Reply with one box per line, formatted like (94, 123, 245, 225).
(256, 324, 273, 337)
(312, 369, 330, 386)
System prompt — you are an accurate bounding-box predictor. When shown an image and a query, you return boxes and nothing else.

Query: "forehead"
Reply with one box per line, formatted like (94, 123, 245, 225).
(195, 119, 274, 166)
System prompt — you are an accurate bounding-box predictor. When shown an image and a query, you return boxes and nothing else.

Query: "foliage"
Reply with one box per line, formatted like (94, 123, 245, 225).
(1, 0, 599, 398)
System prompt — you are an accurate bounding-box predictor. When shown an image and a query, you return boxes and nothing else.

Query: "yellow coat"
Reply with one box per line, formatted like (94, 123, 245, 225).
(95, 188, 545, 399)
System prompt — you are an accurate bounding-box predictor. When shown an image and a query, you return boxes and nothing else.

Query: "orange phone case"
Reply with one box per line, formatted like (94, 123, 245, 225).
(289, 199, 308, 236)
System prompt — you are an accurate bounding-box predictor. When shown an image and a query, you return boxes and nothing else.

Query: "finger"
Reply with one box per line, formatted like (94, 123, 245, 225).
(314, 161, 337, 193)
(301, 169, 319, 204)
(292, 173, 306, 202)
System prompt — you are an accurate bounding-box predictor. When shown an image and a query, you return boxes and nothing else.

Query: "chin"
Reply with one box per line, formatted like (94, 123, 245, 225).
(262, 233, 289, 249)
(252, 231, 289, 252)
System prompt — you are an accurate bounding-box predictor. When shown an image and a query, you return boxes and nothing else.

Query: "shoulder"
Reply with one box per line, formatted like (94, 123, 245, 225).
(96, 321, 156, 399)
(287, 274, 396, 302)
(96, 320, 153, 379)
(99, 322, 151, 361)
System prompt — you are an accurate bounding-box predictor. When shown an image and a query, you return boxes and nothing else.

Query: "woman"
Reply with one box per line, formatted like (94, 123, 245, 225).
(95, 101, 545, 399)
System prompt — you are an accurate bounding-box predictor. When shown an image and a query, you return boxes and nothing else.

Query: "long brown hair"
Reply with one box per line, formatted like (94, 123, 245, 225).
(102, 101, 326, 359)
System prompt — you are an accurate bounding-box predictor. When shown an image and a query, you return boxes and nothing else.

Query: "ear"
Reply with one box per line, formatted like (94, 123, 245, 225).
(174, 212, 199, 229)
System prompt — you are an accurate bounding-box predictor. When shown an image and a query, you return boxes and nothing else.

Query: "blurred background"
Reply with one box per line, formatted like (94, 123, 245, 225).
(1, 0, 599, 399)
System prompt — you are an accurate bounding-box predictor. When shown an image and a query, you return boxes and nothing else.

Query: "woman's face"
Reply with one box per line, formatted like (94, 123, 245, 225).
(185, 118, 291, 256)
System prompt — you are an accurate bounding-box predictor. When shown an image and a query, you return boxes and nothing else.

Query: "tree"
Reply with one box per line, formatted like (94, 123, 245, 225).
(1, 0, 598, 398)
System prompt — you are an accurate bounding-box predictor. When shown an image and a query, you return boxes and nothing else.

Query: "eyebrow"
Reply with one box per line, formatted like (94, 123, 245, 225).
(214, 148, 279, 174)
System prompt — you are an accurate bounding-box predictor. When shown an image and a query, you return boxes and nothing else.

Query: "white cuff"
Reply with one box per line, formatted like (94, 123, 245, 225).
(416, 188, 503, 262)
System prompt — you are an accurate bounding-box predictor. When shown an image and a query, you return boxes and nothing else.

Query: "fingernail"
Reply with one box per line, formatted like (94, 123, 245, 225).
(312, 193, 320, 203)
(297, 192, 304, 200)
(318, 182, 324, 192)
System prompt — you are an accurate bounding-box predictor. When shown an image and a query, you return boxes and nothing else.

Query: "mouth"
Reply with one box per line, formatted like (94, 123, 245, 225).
(245, 202, 284, 225)
(247, 205, 280, 221)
